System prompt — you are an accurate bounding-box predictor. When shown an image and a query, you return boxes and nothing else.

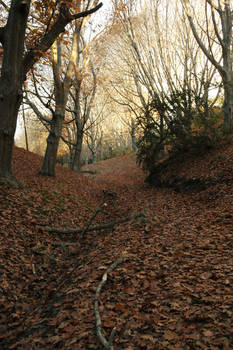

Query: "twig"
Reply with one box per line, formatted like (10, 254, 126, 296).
(94, 257, 124, 350)
(32, 247, 57, 263)
(52, 242, 76, 247)
(80, 202, 107, 239)
(45, 211, 147, 235)
(80, 170, 97, 174)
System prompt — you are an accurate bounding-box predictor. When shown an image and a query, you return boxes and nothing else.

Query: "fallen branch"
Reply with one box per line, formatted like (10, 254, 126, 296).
(80, 202, 107, 239)
(45, 211, 147, 235)
(95, 257, 124, 350)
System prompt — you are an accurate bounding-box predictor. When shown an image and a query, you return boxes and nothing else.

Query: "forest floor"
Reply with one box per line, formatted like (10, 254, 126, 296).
(0, 138, 233, 350)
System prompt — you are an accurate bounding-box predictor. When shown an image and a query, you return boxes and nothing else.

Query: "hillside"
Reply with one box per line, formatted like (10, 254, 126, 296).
(0, 140, 233, 349)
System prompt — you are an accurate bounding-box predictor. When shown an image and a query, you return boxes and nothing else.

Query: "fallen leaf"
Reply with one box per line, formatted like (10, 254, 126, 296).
(203, 329, 213, 337)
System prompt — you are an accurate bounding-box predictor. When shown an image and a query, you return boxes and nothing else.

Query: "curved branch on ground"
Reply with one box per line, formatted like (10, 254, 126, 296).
(94, 257, 124, 349)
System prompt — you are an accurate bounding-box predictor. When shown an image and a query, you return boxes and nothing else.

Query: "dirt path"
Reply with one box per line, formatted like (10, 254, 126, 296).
(82, 150, 233, 350)
(1, 147, 233, 349)
(82, 153, 145, 187)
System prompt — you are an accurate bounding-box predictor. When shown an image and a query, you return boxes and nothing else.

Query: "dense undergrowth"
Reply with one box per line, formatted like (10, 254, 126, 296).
(0, 138, 232, 349)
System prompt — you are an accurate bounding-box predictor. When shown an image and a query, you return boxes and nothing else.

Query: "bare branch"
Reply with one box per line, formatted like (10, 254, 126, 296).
(30, 70, 54, 113)
(45, 211, 147, 234)
(95, 257, 125, 349)
(0, 0, 9, 10)
(23, 2, 103, 75)
(80, 202, 107, 239)
(24, 94, 52, 124)
(209, 2, 224, 48)
(181, 0, 224, 76)
(71, 2, 103, 20)
(206, 0, 222, 14)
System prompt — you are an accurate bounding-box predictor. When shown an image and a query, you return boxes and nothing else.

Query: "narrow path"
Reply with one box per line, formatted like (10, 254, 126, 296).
(2, 148, 232, 349)
(82, 153, 144, 186)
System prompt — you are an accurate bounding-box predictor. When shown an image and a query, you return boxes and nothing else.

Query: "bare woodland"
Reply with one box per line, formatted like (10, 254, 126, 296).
(0, 1, 232, 349)
(0, 0, 231, 185)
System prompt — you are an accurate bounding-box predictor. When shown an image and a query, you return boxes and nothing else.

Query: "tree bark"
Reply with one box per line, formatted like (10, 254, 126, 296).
(219, 1, 233, 133)
(223, 77, 233, 134)
(222, 50, 233, 133)
(70, 79, 85, 172)
(181, 0, 233, 133)
(131, 117, 137, 153)
(39, 111, 64, 176)
(39, 39, 68, 176)
(0, 0, 31, 185)
(0, 1, 102, 184)
(71, 128, 84, 172)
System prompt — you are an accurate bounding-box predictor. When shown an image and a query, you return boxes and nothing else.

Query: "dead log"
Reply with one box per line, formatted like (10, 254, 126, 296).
(45, 211, 147, 235)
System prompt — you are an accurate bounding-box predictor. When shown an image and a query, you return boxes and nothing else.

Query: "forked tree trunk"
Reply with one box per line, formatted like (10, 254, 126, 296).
(39, 25, 82, 177)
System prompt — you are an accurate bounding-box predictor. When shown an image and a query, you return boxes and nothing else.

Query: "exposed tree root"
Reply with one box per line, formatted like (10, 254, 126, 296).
(0, 175, 23, 188)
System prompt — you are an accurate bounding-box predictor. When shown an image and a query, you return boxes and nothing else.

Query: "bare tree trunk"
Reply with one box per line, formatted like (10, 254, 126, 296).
(181, 0, 233, 133)
(0, 97, 22, 185)
(0, 0, 30, 185)
(131, 117, 137, 153)
(222, 70, 233, 133)
(221, 1, 233, 133)
(100, 137, 103, 161)
(71, 129, 84, 172)
(0, 1, 102, 184)
(40, 112, 64, 176)
(22, 104, 29, 151)
(90, 128, 97, 164)
(39, 36, 74, 177)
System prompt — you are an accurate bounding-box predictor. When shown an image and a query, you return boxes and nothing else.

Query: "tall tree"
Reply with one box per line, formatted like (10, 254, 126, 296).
(27, 19, 85, 177)
(0, 0, 102, 185)
(181, 0, 233, 132)
(69, 64, 97, 171)
(107, 0, 220, 148)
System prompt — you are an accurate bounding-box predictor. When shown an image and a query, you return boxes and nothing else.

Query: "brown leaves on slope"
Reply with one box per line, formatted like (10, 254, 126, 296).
(0, 141, 233, 349)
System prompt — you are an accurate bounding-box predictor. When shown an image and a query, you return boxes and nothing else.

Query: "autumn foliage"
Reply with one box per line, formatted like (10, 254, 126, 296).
(0, 138, 233, 349)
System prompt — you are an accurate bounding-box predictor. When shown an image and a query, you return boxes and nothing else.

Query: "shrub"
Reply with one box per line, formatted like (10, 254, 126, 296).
(136, 88, 224, 173)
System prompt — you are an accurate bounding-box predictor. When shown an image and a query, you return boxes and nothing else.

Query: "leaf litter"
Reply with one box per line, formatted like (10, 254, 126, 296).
(0, 140, 232, 349)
